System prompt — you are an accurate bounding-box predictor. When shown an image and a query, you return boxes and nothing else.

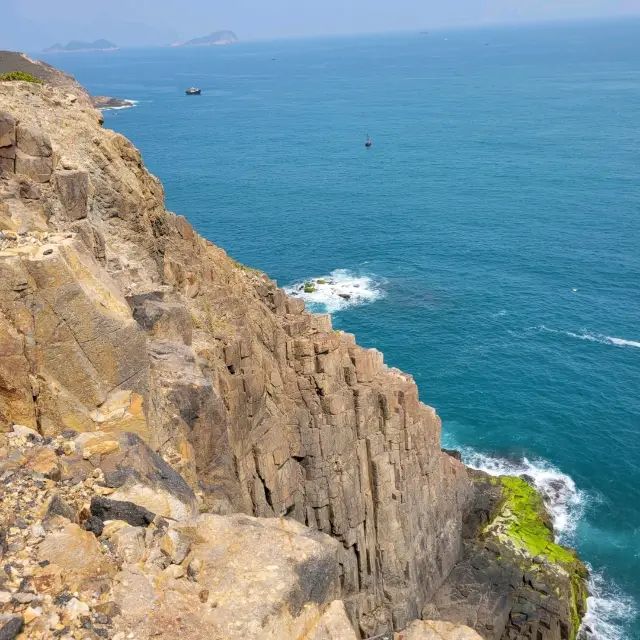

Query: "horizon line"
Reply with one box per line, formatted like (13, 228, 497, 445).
(33, 13, 640, 55)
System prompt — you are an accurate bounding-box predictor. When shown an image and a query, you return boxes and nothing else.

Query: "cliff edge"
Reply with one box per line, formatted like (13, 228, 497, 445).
(0, 74, 588, 640)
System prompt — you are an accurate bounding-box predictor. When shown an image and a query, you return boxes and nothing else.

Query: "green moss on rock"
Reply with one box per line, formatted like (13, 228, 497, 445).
(303, 281, 316, 293)
(486, 476, 589, 640)
(498, 476, 578, 565)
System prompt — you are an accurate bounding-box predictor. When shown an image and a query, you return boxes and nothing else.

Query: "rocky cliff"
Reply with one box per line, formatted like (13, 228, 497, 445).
(0, 75, 588, 640)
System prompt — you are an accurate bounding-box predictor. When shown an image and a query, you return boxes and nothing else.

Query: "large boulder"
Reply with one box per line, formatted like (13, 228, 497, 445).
(81, 431, 199, 521)
(37, 523, 116, 593)
(16, 124, 52, 158)
(398, 620, 483, 640)
(114, 513, 346, 640)
(14, 149, 52, 182)
(0, 110, 15, 148)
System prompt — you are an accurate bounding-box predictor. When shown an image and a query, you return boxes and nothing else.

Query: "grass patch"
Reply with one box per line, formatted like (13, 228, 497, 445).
(230, 257, 262, 275)
(0, 71, 43, 84)
(303, 281, 316, 293)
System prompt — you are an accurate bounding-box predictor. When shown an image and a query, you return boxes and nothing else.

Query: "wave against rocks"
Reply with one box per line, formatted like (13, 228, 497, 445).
(284, 268, 384, 313)
(458, 447, 636, 640)
(459, 448, 585, 541)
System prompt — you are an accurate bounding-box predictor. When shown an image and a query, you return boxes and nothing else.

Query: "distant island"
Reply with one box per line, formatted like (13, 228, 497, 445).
(171, 31, 238, 47)
(44, 40, 119, 53)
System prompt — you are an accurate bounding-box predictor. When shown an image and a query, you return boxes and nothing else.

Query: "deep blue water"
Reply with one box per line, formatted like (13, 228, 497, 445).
(43, 19, 640, 638)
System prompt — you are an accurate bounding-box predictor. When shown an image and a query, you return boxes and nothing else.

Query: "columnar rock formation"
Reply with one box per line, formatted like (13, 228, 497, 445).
(0, 75, 588, 640)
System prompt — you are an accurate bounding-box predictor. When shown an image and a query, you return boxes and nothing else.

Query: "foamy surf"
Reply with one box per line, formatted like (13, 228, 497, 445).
(454, 446, 636, 638)
(581, 570, 637, 640)
(522, 326, 640, 350)
(284, 269, 384, 313)
(458, 447, 585, 541)
(100, 100, 138, 112)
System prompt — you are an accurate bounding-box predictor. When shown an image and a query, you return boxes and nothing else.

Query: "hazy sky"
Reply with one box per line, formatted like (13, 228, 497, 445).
(4, 0, 640, 49)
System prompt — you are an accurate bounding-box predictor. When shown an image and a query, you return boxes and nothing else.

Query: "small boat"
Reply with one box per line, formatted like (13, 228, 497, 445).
(365, 135, 372, 148)
(185, 87, 202, 95)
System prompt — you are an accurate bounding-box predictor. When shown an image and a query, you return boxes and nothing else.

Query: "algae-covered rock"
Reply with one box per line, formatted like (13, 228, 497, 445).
(486, 476, 589, 638)
(426, 470, 589, 640)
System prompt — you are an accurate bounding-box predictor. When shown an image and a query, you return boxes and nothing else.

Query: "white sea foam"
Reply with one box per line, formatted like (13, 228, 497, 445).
(459, 447, 585, 540)
(563, 331, 640, 350)
(581, 570, 637, 640)
(100, 100, 138, 112)
(284, 269, 384, 313)
(456, 446, 637, 638)
(526, 326, 640, 350)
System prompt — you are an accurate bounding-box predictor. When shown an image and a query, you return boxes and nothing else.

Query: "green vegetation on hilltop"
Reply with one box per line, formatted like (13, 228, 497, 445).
(0, 71, 43, 84)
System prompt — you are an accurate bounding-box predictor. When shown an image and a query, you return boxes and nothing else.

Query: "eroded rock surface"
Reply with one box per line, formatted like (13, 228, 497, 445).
(0, 429, 359, 639)
(424, 468, 588, 640)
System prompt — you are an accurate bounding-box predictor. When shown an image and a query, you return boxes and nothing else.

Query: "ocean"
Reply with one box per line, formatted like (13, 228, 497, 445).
(42, 18, 640, 639)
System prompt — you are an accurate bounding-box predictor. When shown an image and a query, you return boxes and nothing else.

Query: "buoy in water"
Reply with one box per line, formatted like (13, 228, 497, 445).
(365, 135, 372, 148)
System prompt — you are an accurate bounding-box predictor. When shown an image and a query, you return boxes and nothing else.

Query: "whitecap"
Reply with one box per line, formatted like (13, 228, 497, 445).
(453, 445, 638, 638)
(560, 330, 640, 350)
(517, 326, 640, 350)
(580, 570, 637, 640)
(458, 447, 585, 541)
(284, 269, 384, 313)
(100, 99, 138, 112)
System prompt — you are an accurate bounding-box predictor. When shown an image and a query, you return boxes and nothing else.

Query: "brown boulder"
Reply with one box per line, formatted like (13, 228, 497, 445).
(37, 523, 116, 592)
(55, 169, 90, 220)
(398, 620, 483, 640)
(14, 150, 52, 183)
(0, 111, 15, 148)
(15, 124, 52, 157)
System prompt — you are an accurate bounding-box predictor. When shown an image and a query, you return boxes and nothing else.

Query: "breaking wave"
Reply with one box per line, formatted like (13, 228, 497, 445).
(284, 269, 384, 313)
(454, 446, 636, 638)
(458, 447, 585, 540)
(517, 326, 640, 350)
(100, 99, 138, 112)
(581, 570, 637, 640)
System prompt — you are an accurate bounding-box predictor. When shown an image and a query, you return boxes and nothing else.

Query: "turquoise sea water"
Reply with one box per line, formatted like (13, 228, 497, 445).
(43, 19, 640, 638)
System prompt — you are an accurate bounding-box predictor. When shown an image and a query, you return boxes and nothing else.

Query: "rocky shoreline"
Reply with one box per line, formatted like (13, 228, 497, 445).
(90, 96, 135, 111)
(0, 65, 589, 640)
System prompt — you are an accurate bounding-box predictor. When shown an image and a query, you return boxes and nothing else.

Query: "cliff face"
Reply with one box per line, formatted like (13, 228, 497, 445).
(0, 77, 587, 640)
(0, 78, 470, 635)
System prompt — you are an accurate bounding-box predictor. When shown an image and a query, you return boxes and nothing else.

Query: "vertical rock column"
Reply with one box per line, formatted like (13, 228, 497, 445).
(0, 110, 16, 175)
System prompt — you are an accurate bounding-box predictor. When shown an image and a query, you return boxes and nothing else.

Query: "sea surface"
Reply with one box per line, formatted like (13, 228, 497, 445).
(42, 19, 640, 639)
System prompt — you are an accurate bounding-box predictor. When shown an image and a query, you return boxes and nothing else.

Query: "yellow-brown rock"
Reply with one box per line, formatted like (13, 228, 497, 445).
(0, 74, 477, 635)
(397, 620, 484, 640)
(38, 523, 116, 592)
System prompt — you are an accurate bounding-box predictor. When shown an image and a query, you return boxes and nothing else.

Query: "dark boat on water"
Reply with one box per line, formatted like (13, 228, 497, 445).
(365, 135, 372, 148)
(185, 87, 202, 95)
